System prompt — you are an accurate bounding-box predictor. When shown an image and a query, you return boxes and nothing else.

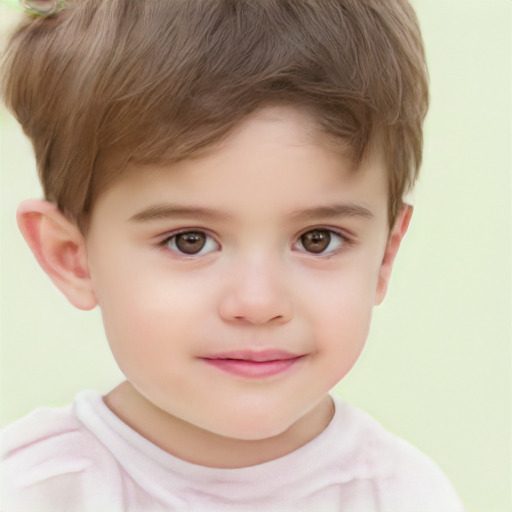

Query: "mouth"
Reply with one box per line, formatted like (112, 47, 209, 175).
(200, 350, 306, 378)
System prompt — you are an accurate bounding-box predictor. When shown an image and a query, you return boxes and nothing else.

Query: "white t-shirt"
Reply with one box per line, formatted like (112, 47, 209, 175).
(1, 391, 465, 511)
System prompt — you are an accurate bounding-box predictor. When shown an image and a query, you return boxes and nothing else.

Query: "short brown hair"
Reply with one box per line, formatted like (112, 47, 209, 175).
(2, 0, 428, 230)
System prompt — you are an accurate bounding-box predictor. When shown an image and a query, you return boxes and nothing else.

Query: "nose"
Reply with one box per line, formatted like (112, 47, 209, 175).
(217, 257, 294, 326)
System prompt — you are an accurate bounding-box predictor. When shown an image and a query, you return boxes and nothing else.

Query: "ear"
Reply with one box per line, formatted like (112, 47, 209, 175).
(17, 200, 97, 310)
(375, 204, 413, 305)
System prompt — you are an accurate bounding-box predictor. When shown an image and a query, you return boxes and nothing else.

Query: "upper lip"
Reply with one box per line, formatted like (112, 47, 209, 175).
(202, 349, 304, 362)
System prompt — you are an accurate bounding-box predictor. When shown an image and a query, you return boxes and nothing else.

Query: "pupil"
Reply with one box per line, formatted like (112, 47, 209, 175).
(176, 232, 206, 254)
(302, 230, 330, 253)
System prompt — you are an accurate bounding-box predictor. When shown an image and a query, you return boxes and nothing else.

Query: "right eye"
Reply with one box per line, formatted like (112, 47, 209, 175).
(162, 231, 220, 256)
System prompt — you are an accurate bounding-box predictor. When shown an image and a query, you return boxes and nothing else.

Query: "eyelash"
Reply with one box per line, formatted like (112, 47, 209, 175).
(159, 229, 220, 258)
(293, 228, 353, 257)
(158, 227, 353, 258)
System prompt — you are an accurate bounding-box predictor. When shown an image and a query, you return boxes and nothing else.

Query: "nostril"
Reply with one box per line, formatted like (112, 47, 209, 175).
(231, 312, 287, 326)
(218, 273, 294, 325)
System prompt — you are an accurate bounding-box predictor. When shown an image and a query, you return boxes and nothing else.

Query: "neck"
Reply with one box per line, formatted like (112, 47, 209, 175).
(104, 381, 334, 469)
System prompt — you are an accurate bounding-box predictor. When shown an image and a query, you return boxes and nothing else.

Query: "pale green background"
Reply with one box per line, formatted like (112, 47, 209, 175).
(1, 1, 510, 511)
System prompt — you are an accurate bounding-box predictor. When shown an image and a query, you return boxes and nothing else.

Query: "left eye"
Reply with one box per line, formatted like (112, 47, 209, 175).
(163, 231, 219, 256)
(294, 229, 346, 255)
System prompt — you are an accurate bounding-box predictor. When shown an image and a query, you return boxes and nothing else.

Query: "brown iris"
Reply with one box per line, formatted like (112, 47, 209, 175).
(300, 230, 331, 254)
(175, 232, 207, 254)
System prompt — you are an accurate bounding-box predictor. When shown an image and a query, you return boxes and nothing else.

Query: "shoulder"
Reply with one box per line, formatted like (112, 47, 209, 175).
(1, 395, 123, 512)
(333, 398, 465, 512)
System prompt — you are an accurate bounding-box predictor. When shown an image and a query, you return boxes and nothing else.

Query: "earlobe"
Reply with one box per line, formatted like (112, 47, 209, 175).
(374, 204, 413, 305)
(17, 200, 97, 311)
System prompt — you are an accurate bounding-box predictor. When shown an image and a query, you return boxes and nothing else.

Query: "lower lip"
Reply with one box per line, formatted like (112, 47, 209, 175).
(202, 357, 304, 378)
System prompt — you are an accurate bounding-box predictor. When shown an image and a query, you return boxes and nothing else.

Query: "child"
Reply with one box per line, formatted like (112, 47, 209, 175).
(1, 0, 465, 510)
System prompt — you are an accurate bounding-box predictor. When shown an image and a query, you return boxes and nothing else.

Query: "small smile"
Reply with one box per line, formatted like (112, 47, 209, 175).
(200, 350, 306, 378)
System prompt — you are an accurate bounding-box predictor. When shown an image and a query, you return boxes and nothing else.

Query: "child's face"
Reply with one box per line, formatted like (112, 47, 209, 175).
(85, 107, 398, 441)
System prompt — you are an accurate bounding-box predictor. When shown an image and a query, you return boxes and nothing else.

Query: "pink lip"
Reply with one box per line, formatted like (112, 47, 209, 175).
(201, 350, 305, 378)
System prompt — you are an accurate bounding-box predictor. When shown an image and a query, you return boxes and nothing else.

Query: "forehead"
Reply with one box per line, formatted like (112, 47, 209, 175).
(90, 107, 388, 225)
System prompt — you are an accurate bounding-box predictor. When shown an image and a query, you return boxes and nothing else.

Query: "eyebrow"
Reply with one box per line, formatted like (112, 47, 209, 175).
(129, 202, 374, 223)
(288, 203, 374, 221)
(129, 204, 233, 222)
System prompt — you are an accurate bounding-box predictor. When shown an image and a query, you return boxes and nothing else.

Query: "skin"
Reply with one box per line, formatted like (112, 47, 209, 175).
(18, 106, 411, 469)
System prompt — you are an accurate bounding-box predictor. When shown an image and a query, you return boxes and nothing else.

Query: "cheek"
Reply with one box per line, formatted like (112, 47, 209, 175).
(312, 286, 374, 354)
(93, 262, 204, 367)
(313, 298, 374, 390)
(300, 255, 381, 325)
(299, 262, 380, 373)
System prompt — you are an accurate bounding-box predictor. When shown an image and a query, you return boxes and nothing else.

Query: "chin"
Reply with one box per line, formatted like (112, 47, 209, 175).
(206, 412, 298, 441)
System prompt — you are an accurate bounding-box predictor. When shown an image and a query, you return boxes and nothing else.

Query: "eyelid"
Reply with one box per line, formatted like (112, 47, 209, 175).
(158, 228, 221, 257)
(155, 225, 354, 257)
(296, 225, 354, 241)
(158, 227, 216, 240)
(293, 226, 355, 255)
